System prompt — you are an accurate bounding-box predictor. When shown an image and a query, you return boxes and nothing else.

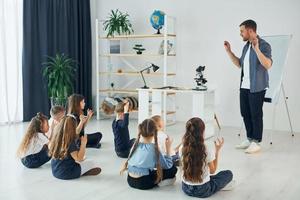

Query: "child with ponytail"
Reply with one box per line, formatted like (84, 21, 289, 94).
(120, 118, 177, 190)
(181, 117, 234, 198)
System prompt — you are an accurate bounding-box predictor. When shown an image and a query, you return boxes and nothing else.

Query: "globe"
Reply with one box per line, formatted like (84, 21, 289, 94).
(150, 10, 165, 34)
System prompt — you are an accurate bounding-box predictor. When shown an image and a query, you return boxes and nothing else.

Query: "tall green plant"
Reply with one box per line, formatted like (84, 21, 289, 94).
(42, 54, 76, 100)
(103, 9, 134, 37)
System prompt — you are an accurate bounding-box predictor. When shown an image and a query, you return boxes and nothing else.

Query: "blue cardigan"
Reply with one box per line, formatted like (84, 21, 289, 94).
(128, 143, 173, 176)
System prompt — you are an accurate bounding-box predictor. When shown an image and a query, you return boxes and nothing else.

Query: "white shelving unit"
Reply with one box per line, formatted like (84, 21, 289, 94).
(95, 15, 177, 121)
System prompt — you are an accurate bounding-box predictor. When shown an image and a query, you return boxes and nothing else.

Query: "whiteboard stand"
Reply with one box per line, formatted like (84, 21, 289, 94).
(238, 123, 243, 137)
(269, 83, 295, 144)
(281, 84, 294, 137)
(270, 102, 276, 145)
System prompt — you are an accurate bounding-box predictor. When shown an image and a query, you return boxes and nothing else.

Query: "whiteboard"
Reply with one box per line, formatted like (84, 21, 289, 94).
(262, 35, 292, 104)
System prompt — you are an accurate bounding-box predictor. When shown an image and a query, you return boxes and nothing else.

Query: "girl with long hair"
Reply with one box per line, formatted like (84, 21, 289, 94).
(120, 118, 177, 190)
(17, 113, 51, 168)
(67, 94, 102, 148)
(49, 115, 101, 180)
(181, 117, 234, 198)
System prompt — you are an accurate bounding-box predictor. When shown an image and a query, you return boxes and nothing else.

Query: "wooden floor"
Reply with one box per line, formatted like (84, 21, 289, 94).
(0, 119, 299, 200)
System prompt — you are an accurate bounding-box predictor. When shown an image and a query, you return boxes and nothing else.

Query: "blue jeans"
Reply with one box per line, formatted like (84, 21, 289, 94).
(21, 146, 51, 168)
(182, 170, 233, 198)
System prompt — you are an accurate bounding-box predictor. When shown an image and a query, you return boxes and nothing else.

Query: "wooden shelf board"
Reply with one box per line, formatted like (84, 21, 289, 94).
(165, 111, 176, 115)
(99, 89, 138, 94)
(99, 33, 176, 40)
(166, 92, 176, 96)
(99, 89, 176, 96)
(100, 53, 176, 57)
(148, 110, 176, 115)
(99, 72, 176, 77)
(131, 110, 175, 115)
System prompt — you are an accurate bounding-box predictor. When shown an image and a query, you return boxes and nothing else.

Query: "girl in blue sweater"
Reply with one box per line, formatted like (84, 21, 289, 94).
(120, 118, 177, 190)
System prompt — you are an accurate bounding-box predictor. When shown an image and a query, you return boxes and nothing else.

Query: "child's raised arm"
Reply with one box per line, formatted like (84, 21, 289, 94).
(174, 142, 182, 153)
(119, 113, 129, 128)
(118, 102, 130, 128)
(86, 109, 94, 124)
(123, 101, 129, 113)
(76, 115, 87, 135)
(165, 136, 173, 156)
(208, 138, 224, 174)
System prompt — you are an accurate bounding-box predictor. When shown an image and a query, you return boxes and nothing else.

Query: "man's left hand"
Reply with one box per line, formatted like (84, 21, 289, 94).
(252, 37, 259, 51)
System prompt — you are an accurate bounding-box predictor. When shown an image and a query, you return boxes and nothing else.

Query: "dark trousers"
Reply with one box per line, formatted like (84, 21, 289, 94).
(86, 132, 102, 148)
(51, 160, 81, 180)
(182, 170, 233, 198)
(21, 146, 51, 168)
(240, 89, 266, 142)
(116, 138, 136, 158)
(127, 165, 178, 190)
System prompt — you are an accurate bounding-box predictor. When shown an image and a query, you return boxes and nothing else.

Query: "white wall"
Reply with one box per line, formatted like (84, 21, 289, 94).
(91, 0, 300, 132)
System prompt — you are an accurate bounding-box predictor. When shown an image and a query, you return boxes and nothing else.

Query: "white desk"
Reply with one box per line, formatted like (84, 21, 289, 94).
(137, 88, 216, 138)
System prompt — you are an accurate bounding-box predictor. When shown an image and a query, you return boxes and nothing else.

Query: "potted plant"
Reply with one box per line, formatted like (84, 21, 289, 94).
(133, 44, 146, 54)
(103, 9, 134, 37)
(42, 54, 77, 107)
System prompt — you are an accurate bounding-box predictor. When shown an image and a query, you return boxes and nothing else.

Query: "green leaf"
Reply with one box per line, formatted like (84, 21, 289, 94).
(103, 9, 134, 37)
(42, 53, 77, 99)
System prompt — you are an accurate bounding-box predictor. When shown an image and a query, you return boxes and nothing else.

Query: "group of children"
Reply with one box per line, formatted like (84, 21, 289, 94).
(17, 95, 234, 198)
(17, 94, 102, 179)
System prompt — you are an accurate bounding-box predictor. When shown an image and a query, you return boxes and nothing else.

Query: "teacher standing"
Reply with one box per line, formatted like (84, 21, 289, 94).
(224, 19, 272, 154)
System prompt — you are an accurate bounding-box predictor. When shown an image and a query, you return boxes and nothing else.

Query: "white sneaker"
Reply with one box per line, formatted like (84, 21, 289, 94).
(158, 177, 176, 187)
(235, 140, 251, 149)
(222, 180, 236, 191)
(245, 142, 261, 154)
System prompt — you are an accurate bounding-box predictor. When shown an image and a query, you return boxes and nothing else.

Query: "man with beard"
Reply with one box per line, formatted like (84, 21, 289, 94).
(224, 19, 272, 153)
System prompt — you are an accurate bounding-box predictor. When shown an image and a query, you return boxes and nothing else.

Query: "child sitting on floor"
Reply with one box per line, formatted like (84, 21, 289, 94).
(120, 118, 178, 190)
(151, 115, 179, 165)
(49, 115, 101, 180)
(181, 117, 235, 198)
(112, 101, 135, 158)
(67, 94, 102, 148)
(17, 113, 51, 168)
